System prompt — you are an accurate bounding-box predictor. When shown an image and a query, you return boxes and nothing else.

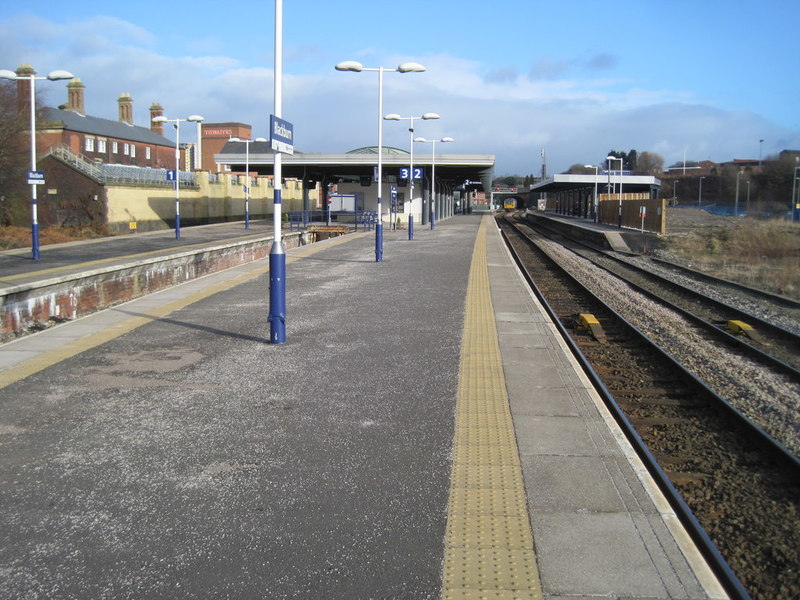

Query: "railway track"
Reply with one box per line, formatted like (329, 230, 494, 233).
(497, 214, 800, 600)
(531, 219, 800, 376)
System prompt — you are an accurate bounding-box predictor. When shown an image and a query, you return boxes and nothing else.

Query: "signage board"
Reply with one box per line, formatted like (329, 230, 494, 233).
(270, 115, 294, 155)
(399, 167, 423, 180)
(27, 170, 45, 185)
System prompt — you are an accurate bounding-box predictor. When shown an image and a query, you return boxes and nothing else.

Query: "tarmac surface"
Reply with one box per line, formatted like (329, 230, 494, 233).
(0, 215, 726, 599)
(1, 219, 473, 599)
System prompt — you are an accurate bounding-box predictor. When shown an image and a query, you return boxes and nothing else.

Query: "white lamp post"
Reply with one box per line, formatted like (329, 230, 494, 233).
(699, 176, 705, 207)
(384, 113, 439, 233)
(0, 67, 74, 261)
(792, 164, 800, 222)
(152, 114, 204, 239)
(583, 164, 600, 222)
(335, 60, 426, 261)
(735, 170, 745, 217)
(229, 137, 267, 229)
(415, 136, 454, 229)
(606, 155, 624, 227)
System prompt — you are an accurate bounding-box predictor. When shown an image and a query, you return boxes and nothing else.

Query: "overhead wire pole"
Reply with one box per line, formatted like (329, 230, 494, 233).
(269, 0, 286, 344)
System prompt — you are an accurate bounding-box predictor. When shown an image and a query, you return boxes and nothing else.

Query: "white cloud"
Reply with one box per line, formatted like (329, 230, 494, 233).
(2, 15, 797, 176)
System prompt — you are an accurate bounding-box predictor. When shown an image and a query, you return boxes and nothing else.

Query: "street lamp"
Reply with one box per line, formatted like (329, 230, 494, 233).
(606, 155, 624, 227)
(583, 164, 599, 222)
(229, 137, 267, 229)
(792, 163, 800, 222)
(152, 114, 204, 239)
(0, 67, 74, 261)
(415, 136, 454, 229)
(734, 170, 745, 217)
(335, 60, 426, 261)
(384, 112, 439, 234)
(698, 176, 705, 207)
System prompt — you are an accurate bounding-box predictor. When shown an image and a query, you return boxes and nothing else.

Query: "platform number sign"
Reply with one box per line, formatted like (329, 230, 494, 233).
(399, 167, 423, 180)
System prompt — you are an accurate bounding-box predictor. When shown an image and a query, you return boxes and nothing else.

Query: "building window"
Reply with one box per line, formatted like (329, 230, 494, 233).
(130, 145, 136, 158)
(123, 143, 130, 155)
(97, 139, 107, 153)
(145, 146, 151, 160)
(85, 137, 95, 152)
(112, 141, 118, 154)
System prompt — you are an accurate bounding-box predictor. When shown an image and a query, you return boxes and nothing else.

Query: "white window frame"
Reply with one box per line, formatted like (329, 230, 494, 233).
(112, 141, 118, 154)
(97, 139, 107, 153)
(123, 143, 130, 156)
(145, 146, 151, 160)
(85, 137, 95, 152)
(130, 144, 136, 158)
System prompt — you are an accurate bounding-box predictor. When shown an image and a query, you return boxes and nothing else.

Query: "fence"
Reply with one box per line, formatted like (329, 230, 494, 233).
(288, 210, 378, 231)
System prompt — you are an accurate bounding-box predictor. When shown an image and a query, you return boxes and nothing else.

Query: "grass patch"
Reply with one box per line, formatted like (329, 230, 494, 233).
(0, 226, 110, 250)
(662, 218, 800, 299)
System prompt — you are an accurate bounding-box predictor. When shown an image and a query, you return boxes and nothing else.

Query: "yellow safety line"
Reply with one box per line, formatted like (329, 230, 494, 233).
(0, 233, 367, 389)
(441, 217, 542, 600)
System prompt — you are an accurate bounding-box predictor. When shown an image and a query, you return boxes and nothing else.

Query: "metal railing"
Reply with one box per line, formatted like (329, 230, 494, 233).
(47, 145, 197, 187)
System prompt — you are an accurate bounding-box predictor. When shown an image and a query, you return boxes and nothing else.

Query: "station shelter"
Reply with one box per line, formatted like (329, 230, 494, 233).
(214, 144, 495, 227)
(530, 173, 665, 234)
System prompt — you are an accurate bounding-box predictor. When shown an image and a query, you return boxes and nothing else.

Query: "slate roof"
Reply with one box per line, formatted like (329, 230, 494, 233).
(41, 107, 175, 147)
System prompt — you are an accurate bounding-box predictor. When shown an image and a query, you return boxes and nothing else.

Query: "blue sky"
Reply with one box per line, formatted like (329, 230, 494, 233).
(1, 0, 798, 176)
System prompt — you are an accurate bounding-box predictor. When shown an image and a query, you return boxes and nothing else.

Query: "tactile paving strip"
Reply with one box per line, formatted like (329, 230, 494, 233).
(441, 217, 542, 600)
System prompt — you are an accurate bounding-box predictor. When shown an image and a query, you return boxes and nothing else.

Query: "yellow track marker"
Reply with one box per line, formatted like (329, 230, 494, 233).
(441, 217, 542, 599)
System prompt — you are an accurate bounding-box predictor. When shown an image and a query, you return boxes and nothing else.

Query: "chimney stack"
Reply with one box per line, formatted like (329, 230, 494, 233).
(15, 63, 35, 116)
(66, 78, 85, 114)
(149, 102, 164, 135)
(118, 93, 133, 124)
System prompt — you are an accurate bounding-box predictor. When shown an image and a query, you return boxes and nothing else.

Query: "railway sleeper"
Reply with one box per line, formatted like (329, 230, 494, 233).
(616, 394, 698, 407)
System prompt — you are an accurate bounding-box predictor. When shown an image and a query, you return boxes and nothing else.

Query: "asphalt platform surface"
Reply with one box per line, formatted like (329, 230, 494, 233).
(1, 218, 478, 599)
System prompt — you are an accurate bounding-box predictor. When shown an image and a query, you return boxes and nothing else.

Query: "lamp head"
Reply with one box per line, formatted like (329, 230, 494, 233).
(152, 116, 168, 123)
(254, 137, 268, 142)
(384, 114, 401, 121)
(47, 70, 74, 81)
(335, 61, 363, 72)
(0, 69, 19, 80)
(442, 137, 455, 143)
(421, 112, 440, 120)
(228, 137, 241, 142)
(397, 62, 426, 73)
(187, 114, 204, 122)
(413, 137, 428, 143)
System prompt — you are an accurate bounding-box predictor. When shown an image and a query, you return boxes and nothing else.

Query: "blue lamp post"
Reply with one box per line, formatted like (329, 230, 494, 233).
(414, 136, 454, 229)
(152, 114, 205, 239)
(384, 113, 439, 234)
(229, 136, 267, 229)
(335, 60, 426, 261)
(0, 66, 74, 261)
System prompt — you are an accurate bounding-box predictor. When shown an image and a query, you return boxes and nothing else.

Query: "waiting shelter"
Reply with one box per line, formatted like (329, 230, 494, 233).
(531, 173, 664, 233)
(215, 144, 495, 226)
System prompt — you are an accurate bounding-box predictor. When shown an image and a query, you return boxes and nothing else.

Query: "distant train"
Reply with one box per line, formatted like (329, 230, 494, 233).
(503, 198, 518, 211)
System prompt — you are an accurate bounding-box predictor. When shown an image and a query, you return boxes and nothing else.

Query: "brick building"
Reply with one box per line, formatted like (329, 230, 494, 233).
(8, 65, 177, 168)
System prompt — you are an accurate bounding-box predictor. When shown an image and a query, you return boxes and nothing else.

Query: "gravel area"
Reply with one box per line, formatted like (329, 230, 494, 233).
(532, 234, 800, 457)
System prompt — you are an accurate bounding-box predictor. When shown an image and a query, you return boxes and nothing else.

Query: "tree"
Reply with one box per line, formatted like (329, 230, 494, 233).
(0, 80, 31, 226)
(636, 152, 664, 176)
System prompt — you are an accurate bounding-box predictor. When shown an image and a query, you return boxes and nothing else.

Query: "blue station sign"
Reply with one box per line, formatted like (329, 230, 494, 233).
(270, 115, 294, 155)
(27, 170, 45, 185)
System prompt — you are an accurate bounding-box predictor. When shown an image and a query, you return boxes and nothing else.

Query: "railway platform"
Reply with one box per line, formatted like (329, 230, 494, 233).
(0, 215, 727, 599)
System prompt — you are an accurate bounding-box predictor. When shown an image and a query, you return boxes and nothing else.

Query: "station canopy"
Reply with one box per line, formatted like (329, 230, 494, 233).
(215, 143, 495, 191)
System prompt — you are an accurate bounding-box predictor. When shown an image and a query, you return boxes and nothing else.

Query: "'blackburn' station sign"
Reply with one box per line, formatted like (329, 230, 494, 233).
(270, 115, 294, 155)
